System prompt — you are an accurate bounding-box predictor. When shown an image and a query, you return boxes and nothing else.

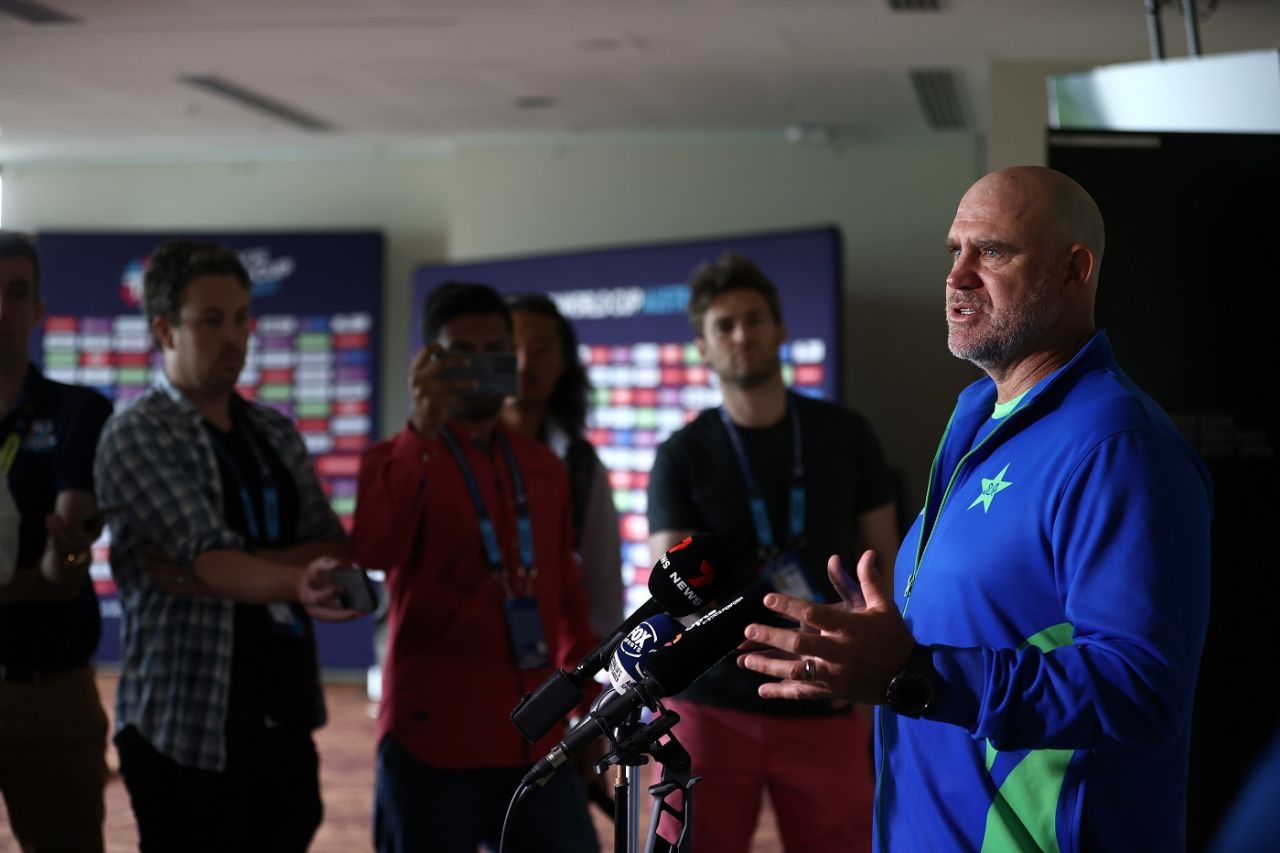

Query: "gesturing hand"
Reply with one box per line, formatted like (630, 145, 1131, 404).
(738, 550, 916, 704)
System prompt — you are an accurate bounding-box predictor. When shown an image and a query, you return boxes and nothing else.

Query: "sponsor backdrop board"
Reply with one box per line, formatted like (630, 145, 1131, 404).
(412, 227, 842, 612)
(31, 231, 383, 670)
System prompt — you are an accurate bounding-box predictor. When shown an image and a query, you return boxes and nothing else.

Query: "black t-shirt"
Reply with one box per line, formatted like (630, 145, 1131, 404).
(203, 400, 317, 728)
(0, 365, 113, 670)
(647, 393, 894, 717)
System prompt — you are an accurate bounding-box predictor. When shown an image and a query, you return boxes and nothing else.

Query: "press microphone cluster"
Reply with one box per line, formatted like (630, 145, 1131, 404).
(510, 533, 728, 742)
(521, 579, 773, 788)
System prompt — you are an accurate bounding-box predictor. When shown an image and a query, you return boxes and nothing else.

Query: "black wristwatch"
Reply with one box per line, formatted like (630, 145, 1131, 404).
(884, 643, 937, 718)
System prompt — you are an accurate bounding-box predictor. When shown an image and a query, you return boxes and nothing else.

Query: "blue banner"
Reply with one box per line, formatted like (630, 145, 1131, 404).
(33, 230, 384, 671)
(413, 227, 842, 609)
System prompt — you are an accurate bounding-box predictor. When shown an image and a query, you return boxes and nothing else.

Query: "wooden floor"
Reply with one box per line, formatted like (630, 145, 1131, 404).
(1, 674, 783, 852)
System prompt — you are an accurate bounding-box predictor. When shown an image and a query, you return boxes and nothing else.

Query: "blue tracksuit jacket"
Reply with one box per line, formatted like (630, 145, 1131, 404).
(877, 332, 1212, 852)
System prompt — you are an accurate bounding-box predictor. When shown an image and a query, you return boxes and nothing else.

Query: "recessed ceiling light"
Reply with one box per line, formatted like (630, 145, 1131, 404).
(179, 75, 336, 132)
(579, 37, 623, 51)
(0, 0, 78, 24)
(887, 0, 942, 11)
(784, 123, 860, 145)
(515, 95, 558, 110)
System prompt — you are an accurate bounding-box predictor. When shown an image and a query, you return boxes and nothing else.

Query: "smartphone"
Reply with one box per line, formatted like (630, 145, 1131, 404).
(82, 505, 121, 535)
(332, 567, 377, 613)
(441, 352, 518, 397)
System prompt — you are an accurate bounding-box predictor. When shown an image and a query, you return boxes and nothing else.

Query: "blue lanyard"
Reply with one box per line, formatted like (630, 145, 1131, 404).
(439, 427, 536, 586)
(208, 419, 281, 546)
(720, 394, 805, 555)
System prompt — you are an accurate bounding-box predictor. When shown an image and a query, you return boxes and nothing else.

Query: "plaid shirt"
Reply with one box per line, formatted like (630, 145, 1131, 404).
(95, 374, 345, 771)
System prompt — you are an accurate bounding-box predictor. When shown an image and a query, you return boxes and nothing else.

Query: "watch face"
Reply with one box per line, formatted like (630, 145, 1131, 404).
(888, 670, 933, 717)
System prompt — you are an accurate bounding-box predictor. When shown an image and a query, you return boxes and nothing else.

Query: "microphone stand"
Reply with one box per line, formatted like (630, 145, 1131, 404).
(641, 728, 698, 853)
(609, 709, 645, 853)
(595, 705, 700, 853)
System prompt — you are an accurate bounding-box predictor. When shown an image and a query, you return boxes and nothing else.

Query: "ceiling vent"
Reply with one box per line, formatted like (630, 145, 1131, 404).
(179, 75, 336, 132)
(910, 68, 967, 130)
(0, 0, 77, 24)
(887, 0, 942, 11)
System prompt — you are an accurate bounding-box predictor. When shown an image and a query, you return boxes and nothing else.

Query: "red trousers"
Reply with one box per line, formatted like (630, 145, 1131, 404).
(657, 699, 874, 853)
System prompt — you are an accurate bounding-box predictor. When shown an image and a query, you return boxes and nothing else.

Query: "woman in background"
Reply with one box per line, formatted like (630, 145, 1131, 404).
(500, 293, 624, 642)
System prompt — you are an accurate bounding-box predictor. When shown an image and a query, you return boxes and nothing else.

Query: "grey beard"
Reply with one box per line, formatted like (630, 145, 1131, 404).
(948, 284, 1058, 373)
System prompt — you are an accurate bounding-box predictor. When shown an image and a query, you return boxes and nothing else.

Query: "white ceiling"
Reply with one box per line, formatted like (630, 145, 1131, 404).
(0, 0, 1277, 163)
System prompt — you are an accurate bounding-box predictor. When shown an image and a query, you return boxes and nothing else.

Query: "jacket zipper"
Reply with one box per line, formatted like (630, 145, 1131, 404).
(874, 398, 1028, 850)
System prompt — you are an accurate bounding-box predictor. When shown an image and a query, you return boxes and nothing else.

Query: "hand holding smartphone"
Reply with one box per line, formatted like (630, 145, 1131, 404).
(440, 352, 518, 398)
(82, 505, 120, 535)
(331, 567, 377, 613)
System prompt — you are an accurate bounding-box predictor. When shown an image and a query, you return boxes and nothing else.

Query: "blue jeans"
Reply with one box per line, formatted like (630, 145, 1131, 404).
(374, 734, 599, 853)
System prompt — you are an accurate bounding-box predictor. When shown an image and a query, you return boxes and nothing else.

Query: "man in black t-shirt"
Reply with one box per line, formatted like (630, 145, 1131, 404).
(0, 230, 114, 852)
(647, 253, 898, 853)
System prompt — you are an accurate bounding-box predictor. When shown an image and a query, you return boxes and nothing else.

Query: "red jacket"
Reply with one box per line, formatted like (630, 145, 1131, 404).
(352, 422, 598, 769)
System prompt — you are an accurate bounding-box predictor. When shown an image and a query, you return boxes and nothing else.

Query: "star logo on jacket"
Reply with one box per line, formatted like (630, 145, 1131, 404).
(968, 463, 1013, 513)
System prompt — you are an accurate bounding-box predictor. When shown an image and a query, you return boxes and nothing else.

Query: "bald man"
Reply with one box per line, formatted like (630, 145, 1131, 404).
(740, 167, 1212, 852)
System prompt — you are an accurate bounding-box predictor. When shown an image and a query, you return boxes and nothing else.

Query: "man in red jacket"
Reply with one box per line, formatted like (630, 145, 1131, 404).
(353, 281, 599, 853)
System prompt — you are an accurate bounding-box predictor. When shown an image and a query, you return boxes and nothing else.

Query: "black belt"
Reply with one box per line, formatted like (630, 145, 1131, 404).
(0, 661, 82, 683)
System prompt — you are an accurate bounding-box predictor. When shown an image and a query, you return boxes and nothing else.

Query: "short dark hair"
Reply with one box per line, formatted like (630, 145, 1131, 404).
(420, 280, 512, 344)
(0, 230, 41, 298)
(143, 240, 250, 332)
(686, 252, 783, 335)
(506, 292, 591, 436)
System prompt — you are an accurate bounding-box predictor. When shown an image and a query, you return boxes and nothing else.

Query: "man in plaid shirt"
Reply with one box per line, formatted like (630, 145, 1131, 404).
(95, 240, 360, 852)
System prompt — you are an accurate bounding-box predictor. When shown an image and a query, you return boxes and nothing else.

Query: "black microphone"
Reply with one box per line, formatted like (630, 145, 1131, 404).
(510, 533, 728, 742)
(521, 580, 772, 788)
(643, 579, 773, 695)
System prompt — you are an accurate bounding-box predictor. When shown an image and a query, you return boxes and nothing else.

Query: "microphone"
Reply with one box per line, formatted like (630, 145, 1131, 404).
(510, 533, 728, 742)
(521, 580, 772, 788)
(642, 580, 773, 694)
(606, 613, 681, 696)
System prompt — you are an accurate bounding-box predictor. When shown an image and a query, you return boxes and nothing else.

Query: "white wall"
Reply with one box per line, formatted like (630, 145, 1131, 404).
(2, 134, 982, 512)
(986, 60, 1101, 171)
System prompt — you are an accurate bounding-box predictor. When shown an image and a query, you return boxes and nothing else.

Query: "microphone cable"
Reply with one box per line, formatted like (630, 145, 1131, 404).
(498, 781, 530, 853)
